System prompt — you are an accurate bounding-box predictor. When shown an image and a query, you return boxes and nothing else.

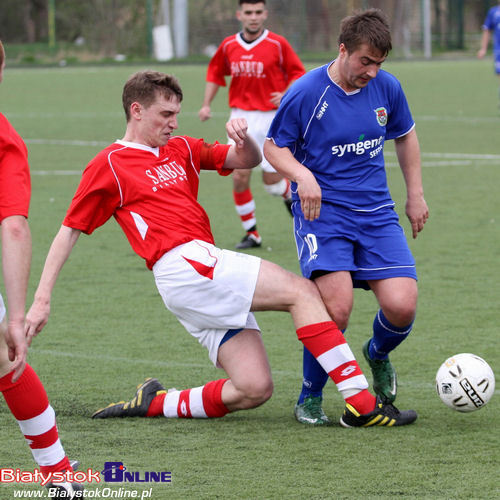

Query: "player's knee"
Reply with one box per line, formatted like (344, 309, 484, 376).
(232, 169, 251, 191)
(325, 306, 350, 331)
(240, 375, 274, 409)
(382, 302, 416, 327)
(263, 179, 287, 197)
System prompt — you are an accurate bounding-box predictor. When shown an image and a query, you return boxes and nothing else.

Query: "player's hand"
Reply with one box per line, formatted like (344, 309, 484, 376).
(406, 195, 429, 238)
(198, 106, 212, 121)
(296, 168, 322, 221)
(477, 48, 486, 59)
(4, 319, 28, 382)
(25, 298, 51, 347)
(226, 118, 249, 149)
(270, 91, 284, 108)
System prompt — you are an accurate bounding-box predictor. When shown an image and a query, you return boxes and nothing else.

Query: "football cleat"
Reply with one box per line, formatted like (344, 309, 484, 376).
(235, 233, 262, 249)
(92, 378, 166, 418)
(45, 459, 84, 499)
(363, 340, 397, 403)
(340, 396, 417, 428)
(294, 396, 331, 426)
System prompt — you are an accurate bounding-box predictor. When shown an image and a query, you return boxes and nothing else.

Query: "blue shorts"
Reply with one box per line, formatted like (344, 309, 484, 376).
(293, 202, 417, 287)
(495, 50, 500, 74)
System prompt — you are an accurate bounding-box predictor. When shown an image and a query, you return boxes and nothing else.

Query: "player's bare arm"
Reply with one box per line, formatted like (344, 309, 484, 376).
(394, 128, 429, 238)
(477, 29, 490, 58)
(223, 118, 262, 169)
(198, 82, 221, 121)
(2, 215, 31, 381)
(264, 139, 322, 221)
(26, 225, 81, 342)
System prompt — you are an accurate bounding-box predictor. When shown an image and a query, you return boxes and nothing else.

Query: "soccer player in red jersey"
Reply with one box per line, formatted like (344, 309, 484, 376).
(26, 70, 417, 428)
(0, 40, 82, 499)
(199, 1, 306, 249)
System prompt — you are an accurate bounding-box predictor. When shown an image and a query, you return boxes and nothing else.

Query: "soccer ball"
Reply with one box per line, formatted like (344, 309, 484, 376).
(436, 353, 495, 412)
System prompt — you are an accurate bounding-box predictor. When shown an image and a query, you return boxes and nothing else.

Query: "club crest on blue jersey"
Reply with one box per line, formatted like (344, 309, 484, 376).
(374, 107, 388, 126)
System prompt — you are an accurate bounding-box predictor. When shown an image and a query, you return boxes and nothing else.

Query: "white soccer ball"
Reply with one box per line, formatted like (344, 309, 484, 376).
(436, 353, 495, 412)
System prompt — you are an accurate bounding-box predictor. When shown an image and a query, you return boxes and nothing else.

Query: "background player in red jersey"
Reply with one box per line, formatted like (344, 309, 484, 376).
(198, 0, 305, 249)
(0, 40, 82, 499)
(26, 70, 417, 428)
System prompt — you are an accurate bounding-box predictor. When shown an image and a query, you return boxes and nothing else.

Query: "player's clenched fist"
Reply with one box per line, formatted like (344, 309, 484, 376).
(226, 117, 249, 148)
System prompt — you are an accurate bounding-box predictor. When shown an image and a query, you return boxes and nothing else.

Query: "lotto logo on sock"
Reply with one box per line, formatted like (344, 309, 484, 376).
(101, 462, 172, 483)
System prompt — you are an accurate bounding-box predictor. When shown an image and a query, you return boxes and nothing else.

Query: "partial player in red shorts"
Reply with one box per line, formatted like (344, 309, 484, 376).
(0, 40, 82, 499)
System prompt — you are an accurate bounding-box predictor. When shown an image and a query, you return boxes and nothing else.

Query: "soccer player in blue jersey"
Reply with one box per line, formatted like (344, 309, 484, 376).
(264, 9, 429, 425)
(478, 0, 500, 107)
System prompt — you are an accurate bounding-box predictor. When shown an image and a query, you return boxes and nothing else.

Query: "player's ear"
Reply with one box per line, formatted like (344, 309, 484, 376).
(130, 102, 143, 120)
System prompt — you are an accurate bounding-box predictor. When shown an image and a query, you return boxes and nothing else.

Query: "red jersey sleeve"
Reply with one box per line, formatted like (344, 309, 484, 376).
(206, 36, 234, 87)
(199, 140, 232, 176)
(0, 114, 31, 221)
(172, 136, 232, 176)
(279, 36, 306, 84)
(63, 150, 121, 234)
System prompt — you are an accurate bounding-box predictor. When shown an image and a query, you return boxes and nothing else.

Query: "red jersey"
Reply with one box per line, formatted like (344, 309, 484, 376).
(63, 136, 231, 269)
(0, 113, 31, 221)
(206, 29, 305, 111)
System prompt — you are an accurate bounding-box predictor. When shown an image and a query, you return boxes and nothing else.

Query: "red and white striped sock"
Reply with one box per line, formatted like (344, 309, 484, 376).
(233, 188, 257, 232)
(296, 321, 376, 414)
(147, 378, 229, 418)
(0, 365, 72, 474)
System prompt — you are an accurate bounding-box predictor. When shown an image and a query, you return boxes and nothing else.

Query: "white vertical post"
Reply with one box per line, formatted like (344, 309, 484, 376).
(422, 0, 432, 59)
(173, 0, 189, 58)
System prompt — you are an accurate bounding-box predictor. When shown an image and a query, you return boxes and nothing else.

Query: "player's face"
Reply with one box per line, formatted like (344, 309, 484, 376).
(237, 2, 268, 38)
(137, 94, 181, 148)
(338, 43, 386, 92)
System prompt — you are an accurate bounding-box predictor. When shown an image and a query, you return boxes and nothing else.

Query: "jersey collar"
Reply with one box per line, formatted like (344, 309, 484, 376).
(236, 29, 268, 50)
(115, 139, 160, 157)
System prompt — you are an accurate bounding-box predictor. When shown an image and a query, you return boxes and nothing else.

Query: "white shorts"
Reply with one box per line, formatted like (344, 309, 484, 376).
(153, 240, 261, 367)
(228, 108, 277, 173)
(0, 294, 5, 323)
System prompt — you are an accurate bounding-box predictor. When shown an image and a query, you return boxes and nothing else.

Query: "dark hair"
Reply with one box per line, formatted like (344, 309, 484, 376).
(239, 0, 266, 5)
(0, 40, 4, 67)
(338, 9, 392, 56)
(122, 71, 183, 121)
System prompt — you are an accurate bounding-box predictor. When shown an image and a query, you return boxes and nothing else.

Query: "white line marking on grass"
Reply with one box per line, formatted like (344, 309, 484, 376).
(385, 151, 500, 168)
(7, 110, 228, 119)
(32, 170, 82, 175)
(415, 115, 500, 124)
(30, 347, 207, 369)
(26, 138, 109, 147)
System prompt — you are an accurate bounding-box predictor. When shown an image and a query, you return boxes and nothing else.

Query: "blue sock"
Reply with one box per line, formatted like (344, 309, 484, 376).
(297, 347, 330, 405)
(368, 309, 413, 360)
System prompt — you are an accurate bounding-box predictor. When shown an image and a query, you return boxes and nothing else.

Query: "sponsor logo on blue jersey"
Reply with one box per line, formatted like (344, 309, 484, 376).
(331, 135, 384, 158)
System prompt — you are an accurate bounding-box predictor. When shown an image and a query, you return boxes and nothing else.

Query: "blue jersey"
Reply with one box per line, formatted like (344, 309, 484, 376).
(483, 5, 500, 52)
(267, 63, 414, 211)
